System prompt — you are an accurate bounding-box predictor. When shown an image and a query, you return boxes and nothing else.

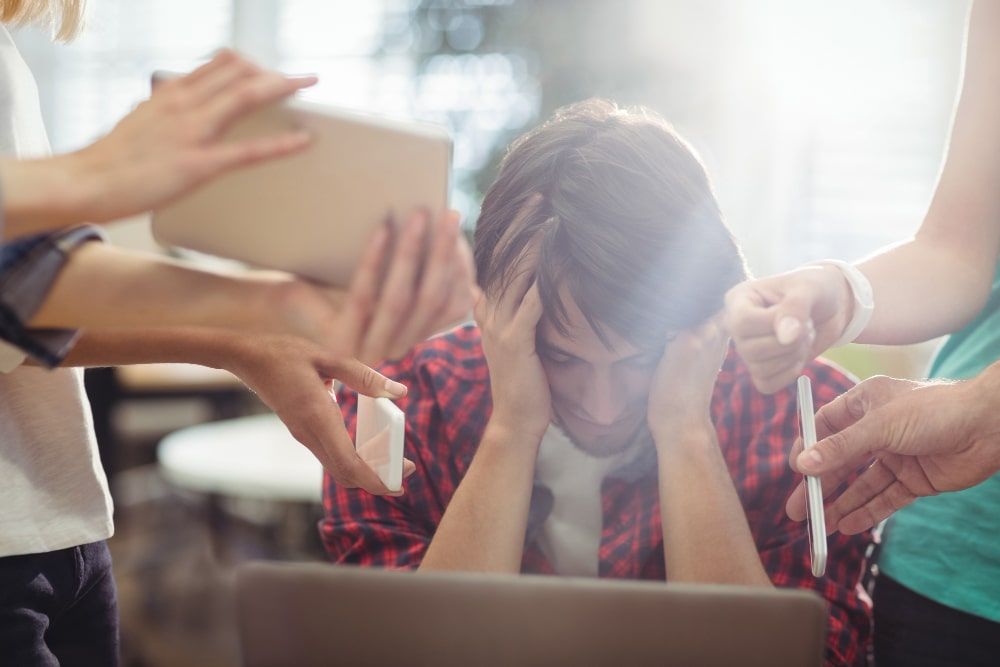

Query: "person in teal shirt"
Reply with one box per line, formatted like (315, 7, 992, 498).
(872, 263, 1000, 666)
(722, 1, 1000, 664)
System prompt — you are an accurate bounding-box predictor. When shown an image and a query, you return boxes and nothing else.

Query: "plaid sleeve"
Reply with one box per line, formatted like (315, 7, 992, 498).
(320, 352, 444, 569)
(726, 360, 872, 667)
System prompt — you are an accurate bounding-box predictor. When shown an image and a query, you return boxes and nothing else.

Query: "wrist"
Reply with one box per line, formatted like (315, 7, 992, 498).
(819, 263, 855, 337)
(160, 326, 249, 372)
(483, 414, 547, 454)
(208, 331, 257, 374)
(811, 260, 874, 347)
(651, 418, 717, 454)
(260, 277, 343, 348)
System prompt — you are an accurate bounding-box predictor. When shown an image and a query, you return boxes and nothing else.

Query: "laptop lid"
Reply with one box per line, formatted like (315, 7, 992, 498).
(236, 562, 826, 667)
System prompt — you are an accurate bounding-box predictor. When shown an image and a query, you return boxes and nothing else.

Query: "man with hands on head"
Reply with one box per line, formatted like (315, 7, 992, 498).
(324, 100, 872, 666)
(723, 1, 1000, 663)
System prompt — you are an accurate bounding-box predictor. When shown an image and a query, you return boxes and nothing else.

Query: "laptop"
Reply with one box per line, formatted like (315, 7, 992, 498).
(152, 89, 451, 288)
(235, 562, 827, 666)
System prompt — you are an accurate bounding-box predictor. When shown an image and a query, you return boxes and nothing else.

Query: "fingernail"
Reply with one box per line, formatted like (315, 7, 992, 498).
(776, 316, 802, 345)
(798, 449, 823, 471)
(384, 379, 407, 397)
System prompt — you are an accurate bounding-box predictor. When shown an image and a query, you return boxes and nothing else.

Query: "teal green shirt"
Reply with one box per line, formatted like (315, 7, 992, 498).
(879, 262, 1000, 622)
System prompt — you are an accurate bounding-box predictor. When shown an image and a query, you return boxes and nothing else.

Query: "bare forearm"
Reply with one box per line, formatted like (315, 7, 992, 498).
(28, 243, 279, 335)
(856, 1, 1000, 344)
(420, 422, 540, 574)
(656, 428, 772, 587)
(856, 236, 995, 344)
(0, 154, 98, 239)
(64, 327, 244, 369)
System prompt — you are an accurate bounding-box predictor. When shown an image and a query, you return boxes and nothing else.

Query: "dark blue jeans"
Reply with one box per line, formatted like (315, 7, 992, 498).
(0, 540, 120, 666)
(874, 574, 1000, 667)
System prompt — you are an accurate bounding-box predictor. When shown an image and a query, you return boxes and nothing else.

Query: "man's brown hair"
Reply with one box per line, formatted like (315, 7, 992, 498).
(474, 98, 747, 350)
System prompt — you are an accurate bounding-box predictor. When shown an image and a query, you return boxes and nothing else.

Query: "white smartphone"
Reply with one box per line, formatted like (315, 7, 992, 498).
(355, 396, 406, 492)
(796, 375, 827, 577)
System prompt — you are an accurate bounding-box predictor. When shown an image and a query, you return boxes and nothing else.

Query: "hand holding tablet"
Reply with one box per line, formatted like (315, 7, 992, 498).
(152, 90, 452, 288)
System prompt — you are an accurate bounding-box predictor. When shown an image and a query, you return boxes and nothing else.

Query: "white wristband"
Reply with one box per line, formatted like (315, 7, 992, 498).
(813, 260, 874, 348)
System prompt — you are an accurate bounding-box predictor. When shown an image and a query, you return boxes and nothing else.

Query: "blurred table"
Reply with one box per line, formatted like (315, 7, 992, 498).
(158, 413, 322, 504)
(157, 413, 325, 566)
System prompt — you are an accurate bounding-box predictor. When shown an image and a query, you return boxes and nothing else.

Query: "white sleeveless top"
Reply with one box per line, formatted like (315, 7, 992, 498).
(0, 25, 113, 557)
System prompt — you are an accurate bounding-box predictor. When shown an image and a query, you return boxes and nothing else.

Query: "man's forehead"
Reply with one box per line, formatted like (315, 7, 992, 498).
(537, 312, 648, 360)
(534, 277, 669, 358)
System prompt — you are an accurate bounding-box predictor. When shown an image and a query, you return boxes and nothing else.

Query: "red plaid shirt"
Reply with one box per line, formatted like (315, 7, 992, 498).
(322, 325, 872, 666)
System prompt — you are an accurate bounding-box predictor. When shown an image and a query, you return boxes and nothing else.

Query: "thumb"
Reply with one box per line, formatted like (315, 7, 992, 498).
(329, 358, 408, 399)
(772, 287, 818, 346)
(796, 414, 883, 475)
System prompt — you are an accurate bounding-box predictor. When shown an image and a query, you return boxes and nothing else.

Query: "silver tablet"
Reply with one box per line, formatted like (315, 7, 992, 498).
(152, 91, 451, 287)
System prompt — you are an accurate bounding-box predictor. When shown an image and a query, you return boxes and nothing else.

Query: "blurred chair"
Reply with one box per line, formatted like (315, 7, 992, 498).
(86, 364, 253, 481)
(112, 414, 326, 666)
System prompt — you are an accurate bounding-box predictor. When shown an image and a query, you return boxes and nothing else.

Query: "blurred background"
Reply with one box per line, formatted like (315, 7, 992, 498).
(10, 1, 969, 664)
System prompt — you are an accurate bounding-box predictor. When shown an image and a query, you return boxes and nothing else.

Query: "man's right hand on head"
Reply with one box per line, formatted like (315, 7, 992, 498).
(474, 195, 552, 445)
(723, 264, 853, 394)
